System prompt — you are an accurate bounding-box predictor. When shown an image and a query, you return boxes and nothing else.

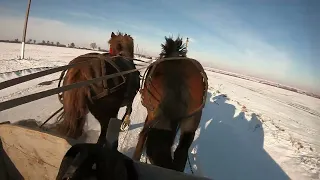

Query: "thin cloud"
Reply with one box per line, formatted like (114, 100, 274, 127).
(0, 6, 173, 53)
(159, 2, 319, 91)
(188, 37, 196, 43)
(121, 21, 173, 38)
(0, 12, 164, 57)
(1, 1, 318, 92)
(172, 5, 298, 83)
(0, 14, 113, 48)
(68, 12, 109, 21)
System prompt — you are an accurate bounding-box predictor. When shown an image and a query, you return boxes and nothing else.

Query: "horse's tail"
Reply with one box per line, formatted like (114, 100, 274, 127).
(159, 36, 190, 124)
(57, 67, 92, 138)
(160, 63, 190, 123)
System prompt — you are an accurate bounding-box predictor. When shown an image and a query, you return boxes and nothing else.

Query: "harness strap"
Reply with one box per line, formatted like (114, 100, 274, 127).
(58, 54, 129, 102)
(91, 56, 126, 100)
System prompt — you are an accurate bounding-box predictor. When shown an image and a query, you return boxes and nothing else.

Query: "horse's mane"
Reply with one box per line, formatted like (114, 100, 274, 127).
(108, 31, 134, 58)
(159, 36, 187, 58)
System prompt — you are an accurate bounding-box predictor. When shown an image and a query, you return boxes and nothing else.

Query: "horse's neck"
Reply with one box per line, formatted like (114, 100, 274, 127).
(126, 49, 134, 59)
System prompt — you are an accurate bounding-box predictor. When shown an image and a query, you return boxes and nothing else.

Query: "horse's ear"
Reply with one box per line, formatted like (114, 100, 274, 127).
(111, 32, 115, 37)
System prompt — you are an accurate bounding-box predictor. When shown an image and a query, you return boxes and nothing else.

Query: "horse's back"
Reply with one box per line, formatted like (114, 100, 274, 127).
(67, 52, 107, 64)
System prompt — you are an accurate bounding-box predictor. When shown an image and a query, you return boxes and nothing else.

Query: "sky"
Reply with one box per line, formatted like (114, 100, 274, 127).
(0, 0, 319, 94)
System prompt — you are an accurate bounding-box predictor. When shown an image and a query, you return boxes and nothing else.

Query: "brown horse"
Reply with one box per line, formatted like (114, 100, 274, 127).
(57, 32, 140, 144)
(132, 36, 208, 172)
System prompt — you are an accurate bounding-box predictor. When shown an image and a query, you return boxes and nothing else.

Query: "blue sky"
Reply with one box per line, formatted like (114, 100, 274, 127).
(0, 0, 319, 93)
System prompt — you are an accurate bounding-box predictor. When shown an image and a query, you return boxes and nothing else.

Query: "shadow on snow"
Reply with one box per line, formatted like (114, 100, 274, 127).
(188, 92, 289, 180)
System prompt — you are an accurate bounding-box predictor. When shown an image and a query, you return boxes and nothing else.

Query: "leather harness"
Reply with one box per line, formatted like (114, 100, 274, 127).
(90, 55, 140, 104)
(58, 54, 140, 105)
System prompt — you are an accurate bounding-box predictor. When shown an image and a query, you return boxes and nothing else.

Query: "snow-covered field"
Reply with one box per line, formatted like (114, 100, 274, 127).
(0, 42, 320, 180)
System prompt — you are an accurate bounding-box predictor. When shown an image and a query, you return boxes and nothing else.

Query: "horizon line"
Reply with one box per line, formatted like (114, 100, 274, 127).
(0, 40, 319, 98)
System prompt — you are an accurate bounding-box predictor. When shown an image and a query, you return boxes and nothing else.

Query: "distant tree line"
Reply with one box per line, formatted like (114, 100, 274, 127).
(0, 39, 106, 51)
(0, 39, 154, 59)
(0, 38, 70, 48)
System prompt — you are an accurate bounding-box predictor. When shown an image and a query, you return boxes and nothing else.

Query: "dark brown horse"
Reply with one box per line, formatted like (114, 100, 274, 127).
(57, 32, 140, 144)
(133, 36, 208, 172)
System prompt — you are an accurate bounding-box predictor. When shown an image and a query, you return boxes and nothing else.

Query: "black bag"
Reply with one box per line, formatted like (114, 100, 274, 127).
(56, 143, 138, 180)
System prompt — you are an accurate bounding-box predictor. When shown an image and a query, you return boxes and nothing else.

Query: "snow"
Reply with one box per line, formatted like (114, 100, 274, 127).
(1, 42, 320, 180)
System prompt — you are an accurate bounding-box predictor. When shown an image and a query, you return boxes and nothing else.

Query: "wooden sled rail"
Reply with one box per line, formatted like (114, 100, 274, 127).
(0, 124, 210, 180)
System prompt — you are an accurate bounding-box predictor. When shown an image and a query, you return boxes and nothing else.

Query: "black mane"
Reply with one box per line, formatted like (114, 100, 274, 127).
(159, 36, 187, 58)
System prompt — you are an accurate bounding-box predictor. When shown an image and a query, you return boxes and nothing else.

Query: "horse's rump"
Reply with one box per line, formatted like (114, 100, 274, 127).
(140, 58, 207, 130)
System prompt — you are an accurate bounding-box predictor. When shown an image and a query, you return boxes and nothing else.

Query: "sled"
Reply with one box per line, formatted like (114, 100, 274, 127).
(0, 123, 210, 180)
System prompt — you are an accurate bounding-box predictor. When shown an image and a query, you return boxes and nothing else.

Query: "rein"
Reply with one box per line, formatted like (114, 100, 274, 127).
(0, 56, 149, 111)
(0, 56, 149, 91)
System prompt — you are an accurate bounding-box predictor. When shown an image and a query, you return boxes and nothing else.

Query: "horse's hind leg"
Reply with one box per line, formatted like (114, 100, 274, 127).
(173, 131, 195, 172)
(173, 110, 202, 172)
(145, 128, 174, 169)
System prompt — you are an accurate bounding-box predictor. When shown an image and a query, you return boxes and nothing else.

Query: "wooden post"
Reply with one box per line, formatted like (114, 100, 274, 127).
(21, 0, 32, 60)
(186, 37, 189, 52)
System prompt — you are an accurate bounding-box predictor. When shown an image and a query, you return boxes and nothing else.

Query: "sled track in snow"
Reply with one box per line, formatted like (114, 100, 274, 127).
(0, 66, 57, 82)
(287, 102, 320, 119)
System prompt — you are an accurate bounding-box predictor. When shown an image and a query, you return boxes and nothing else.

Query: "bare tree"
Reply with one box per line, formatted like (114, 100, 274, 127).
(33, 40, 36, 44)
(69, 43, 75, 48)
(56, 42, 60, 46)
(90, 42, 97, 50)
